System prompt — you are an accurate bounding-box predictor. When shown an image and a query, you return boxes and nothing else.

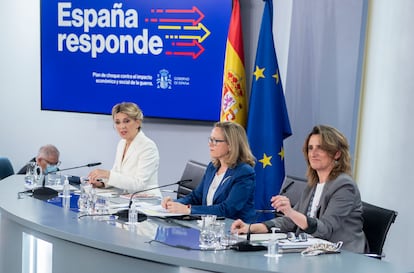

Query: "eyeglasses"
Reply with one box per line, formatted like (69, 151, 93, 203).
(286, 232, 308, 242)
(42, 158, 61, 167)
(208, 137, 226, 146)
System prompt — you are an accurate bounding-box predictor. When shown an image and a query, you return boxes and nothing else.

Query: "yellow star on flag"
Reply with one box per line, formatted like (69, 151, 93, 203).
(272, 69, 279, 84)
(278, 147, 285, 160)
(259, 153, 272, 168)
(253, 65, 265, 81)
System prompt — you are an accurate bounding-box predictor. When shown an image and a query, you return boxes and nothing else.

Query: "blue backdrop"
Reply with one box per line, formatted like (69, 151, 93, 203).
(41, 0, 231, 121)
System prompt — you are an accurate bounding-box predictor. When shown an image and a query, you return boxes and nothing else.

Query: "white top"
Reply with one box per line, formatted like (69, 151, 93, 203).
(107, 131, 161, 196)
(309, 183, 325, 218)
(206, 172, 225, 205)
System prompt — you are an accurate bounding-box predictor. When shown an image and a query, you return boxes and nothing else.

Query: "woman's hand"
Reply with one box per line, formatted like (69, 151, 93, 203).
(88, 169, 110, 188)
(271, 195, 294, 216)
(161, 196, 172, 209)
(164, 200, 191, 214)
(271, 195, 308, 230)
(230, 219, 249, 234)
(231, 220, 269, 235)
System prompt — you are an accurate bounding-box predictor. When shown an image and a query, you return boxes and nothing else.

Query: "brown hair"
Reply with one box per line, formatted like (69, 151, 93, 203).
(302, 125, 352, 186)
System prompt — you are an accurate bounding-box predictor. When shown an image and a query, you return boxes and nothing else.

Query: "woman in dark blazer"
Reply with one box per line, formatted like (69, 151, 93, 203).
(231, 125, 368, 253)
(162, 121, 256, 223)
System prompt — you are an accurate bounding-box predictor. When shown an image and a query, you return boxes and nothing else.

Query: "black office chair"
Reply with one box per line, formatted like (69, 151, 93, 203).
(362, 201, 398, 259)
(176, 160, 207, 199)
(17, 157, 36, 175)
(0, 157, 15, 180)
(258, 175, 307, 219)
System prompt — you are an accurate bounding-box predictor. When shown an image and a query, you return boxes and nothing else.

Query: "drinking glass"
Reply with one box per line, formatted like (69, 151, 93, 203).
(212, 221, 225, 249)
(94, 196, 109, 220)
(33, 164, 43, 187)
(221, 232, 240, 247)
(47, 172, 61, 186)
(24, 162, 36, 186)
(78, 182, 92, 214)
(199, 215, 217, 249)
(87, 187, 97, 214)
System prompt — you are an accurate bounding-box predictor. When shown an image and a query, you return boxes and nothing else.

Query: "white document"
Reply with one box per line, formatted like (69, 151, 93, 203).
(25, 183, 78, 191)
(137, 204, 185, 217)
(239, 233, 287, 242)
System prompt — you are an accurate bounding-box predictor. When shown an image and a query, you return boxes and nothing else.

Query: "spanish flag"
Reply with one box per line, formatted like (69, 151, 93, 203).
(220, 0, 247, 128)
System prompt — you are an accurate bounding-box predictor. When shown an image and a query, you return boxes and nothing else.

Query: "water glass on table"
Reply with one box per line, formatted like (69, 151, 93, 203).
(47, 173, 61, 186)
(212, 221, 226, 249)
(199, 215, 217, 249)
(78, 177, 93, 214)
(24, 162, 36, 186)
(94, 195, 109, 220)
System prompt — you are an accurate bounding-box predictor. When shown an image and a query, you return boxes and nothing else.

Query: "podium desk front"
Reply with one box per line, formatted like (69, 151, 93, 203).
(0, 175, 407, 273)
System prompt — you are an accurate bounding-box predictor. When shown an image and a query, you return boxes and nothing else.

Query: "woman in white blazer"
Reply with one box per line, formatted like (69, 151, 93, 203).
(88, 102, 161, 197)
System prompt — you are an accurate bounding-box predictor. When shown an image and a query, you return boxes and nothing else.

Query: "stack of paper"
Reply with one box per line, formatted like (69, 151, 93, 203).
(137, 204, 185, 217)
(277, 238, 332, 253)
(238, 233, 334, 253)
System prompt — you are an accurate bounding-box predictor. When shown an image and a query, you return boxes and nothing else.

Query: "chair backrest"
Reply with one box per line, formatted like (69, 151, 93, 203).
(282, 175, 307, 207)
(177, 160, 207, 199)
(0, 157, 15, 180)
(362, 201, 398, 258)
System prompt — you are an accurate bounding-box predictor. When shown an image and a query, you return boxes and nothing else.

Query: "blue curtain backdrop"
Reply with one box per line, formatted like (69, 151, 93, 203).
(247, 0, 292, 221)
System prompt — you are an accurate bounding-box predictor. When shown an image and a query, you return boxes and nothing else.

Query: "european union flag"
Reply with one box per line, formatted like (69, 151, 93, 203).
(247, 0, 292, 221)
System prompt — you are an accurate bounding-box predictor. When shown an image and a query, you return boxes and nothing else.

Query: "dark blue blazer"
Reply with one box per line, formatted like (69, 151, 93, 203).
(177, 162, 256, 223)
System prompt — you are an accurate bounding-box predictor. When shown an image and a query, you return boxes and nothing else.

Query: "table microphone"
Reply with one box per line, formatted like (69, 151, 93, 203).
(113, 179, 193, 221)
(31, 162, 102, 200)
(47, 162, 102, 173)
(280, 180, 295, 195)
(31, 173, 59, 201)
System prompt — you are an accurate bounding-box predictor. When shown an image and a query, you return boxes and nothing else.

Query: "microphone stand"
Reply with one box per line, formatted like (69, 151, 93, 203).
(47, 162, 102, 173)
(31, 174, 59, 201)
(113, 179, 192, 221)
(230, 224, 267, 251)
(31, 162, 102, 200)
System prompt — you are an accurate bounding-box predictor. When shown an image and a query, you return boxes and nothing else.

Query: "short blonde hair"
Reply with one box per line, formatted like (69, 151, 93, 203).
(112, 102, 144, 121)
(211, 121, 255, 168)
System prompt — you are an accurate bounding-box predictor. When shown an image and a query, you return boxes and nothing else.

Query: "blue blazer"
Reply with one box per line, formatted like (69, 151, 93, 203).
(177, 162, 256, 223)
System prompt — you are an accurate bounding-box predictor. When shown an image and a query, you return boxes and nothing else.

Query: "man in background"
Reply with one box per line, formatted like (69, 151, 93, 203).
(17, 144, 60, 174)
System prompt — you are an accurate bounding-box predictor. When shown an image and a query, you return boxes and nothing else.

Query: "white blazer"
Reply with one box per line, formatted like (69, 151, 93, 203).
(106, 131, 161, 196)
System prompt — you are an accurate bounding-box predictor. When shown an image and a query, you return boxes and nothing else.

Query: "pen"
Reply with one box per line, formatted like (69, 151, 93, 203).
(83, 178, 103, 182)
(255, 209, 276, 213)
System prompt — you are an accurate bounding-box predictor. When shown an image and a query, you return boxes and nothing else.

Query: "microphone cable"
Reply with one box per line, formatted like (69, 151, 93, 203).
(77, 212, 148, 222)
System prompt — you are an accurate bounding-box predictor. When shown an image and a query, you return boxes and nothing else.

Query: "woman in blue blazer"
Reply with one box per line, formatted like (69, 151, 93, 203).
(162, 121, 256, 223)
